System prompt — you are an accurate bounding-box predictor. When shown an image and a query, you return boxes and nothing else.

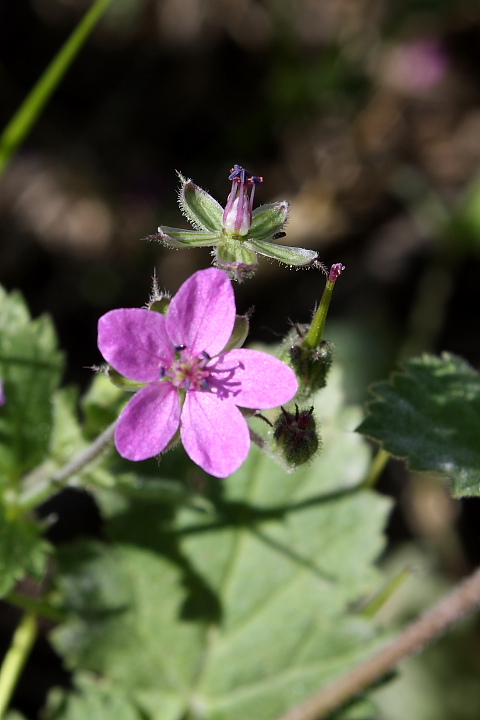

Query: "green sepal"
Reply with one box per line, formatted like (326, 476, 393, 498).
(245, 238, 318, 266)
(221, 314, 250, 352)
(107, 368, 147, 392)
(215, 241, 257, 265)
(250, 201, 289, 241)
(214, 243, 258, 282)
(148, 297, 170, 314)
(156, 227, 221, 248)
(178, 175, 224, 232)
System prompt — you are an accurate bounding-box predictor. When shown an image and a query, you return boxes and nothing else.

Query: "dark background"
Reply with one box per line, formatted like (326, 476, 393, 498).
(1, 0, 480, 716)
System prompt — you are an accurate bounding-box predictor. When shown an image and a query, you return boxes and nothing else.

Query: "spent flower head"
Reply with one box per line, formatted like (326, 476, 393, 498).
(98, 268, 298, 478)
(151, 165, 319, 282)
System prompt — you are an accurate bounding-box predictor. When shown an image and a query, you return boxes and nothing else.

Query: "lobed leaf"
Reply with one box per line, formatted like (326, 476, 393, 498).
(357, 353, 480, 497)
(0, 286, 64, 484)
(51, 369, 391, 720)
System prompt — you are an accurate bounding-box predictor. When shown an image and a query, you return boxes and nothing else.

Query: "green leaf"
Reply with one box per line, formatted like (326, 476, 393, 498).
(46, 673, 145, 720)
(357, 353, 480, 497)
(81, 373, 125, 438)
(178, 177, 224, 232)
(52, 369, 391, 720)
(0, 499, 50, 597)
(0, 286, 64, 484)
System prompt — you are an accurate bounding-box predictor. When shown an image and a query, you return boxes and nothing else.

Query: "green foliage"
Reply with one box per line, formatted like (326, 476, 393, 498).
(49, 374, 391, 720)
(0, 500, 50, 597)
(47, 674, 144, 720)
(0, 286, 64, 484)
(357, 353, 480, 497)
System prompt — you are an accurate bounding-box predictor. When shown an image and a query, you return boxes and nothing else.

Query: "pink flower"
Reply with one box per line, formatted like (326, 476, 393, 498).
(98, 268, 298, 478)
(222, 164, 263, 236)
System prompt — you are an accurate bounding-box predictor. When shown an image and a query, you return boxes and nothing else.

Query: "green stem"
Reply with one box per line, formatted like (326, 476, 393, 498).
(361, 567, 410, 619)
(18, 421, 116, 513)
(362, 448, 390, 489)
(0, 614, 38, 719)
(5, 592, 65, 624)
(0, 0, 113, 178)
(302, 278, 336, 350)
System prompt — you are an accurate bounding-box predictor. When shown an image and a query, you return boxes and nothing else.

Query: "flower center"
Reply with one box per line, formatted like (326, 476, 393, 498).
(163, 350, 211, 392)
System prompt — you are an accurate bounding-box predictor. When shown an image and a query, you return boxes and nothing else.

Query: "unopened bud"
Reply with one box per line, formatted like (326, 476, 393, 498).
(273, 405, 320, 467)
(148, 275, 171, 314)
(282, 324, 334, 400)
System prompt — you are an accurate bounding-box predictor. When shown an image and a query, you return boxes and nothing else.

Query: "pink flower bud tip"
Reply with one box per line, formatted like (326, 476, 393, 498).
(329, 263, 345, 283)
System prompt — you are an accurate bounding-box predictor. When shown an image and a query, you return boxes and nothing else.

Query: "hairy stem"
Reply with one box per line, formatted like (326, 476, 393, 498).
(275, 566, 480, 720)
(0, 614, 38, 719)
(18, 421, 116, 512)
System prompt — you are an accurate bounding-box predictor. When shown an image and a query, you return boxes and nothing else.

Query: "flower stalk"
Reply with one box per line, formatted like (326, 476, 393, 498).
(0, 613, 38, 720)
(302, 263, 345, 350)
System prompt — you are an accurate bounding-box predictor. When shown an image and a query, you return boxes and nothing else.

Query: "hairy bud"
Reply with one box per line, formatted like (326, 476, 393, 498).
(273, 405, 320, 467)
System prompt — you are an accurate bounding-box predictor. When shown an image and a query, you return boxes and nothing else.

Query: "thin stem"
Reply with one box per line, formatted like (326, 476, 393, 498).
(18, 421, 116, 512)
(249, 427, 268, 452)
(0, 614, 38, 720)
(274, 566, 480, 720)
(302, 279, 335, 350)
(5, 592, 65, 624)
(361, 568, 411, 619)
(0, 0, 113, 178)
(362, 448, 390, 489)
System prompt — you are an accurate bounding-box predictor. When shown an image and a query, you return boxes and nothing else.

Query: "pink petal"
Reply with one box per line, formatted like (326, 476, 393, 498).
(98, 308, 173, 382)
(209, 349, 298, 408)
(181, 391, 250, 478)
(115, 383, 180, 461)
(166, 268, 235, 356)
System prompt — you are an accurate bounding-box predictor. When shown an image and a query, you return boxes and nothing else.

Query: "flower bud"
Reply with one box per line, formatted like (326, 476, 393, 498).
(273, 405, 320, 467)
(283, 324, 334, 400)
(147, 276, 171, 314)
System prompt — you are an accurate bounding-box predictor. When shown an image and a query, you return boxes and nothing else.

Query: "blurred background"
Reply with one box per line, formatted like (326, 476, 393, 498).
(1, 0, 480, 717)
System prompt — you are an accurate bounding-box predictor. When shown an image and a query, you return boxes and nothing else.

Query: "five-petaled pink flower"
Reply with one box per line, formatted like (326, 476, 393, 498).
(98, 268, 298, 478)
